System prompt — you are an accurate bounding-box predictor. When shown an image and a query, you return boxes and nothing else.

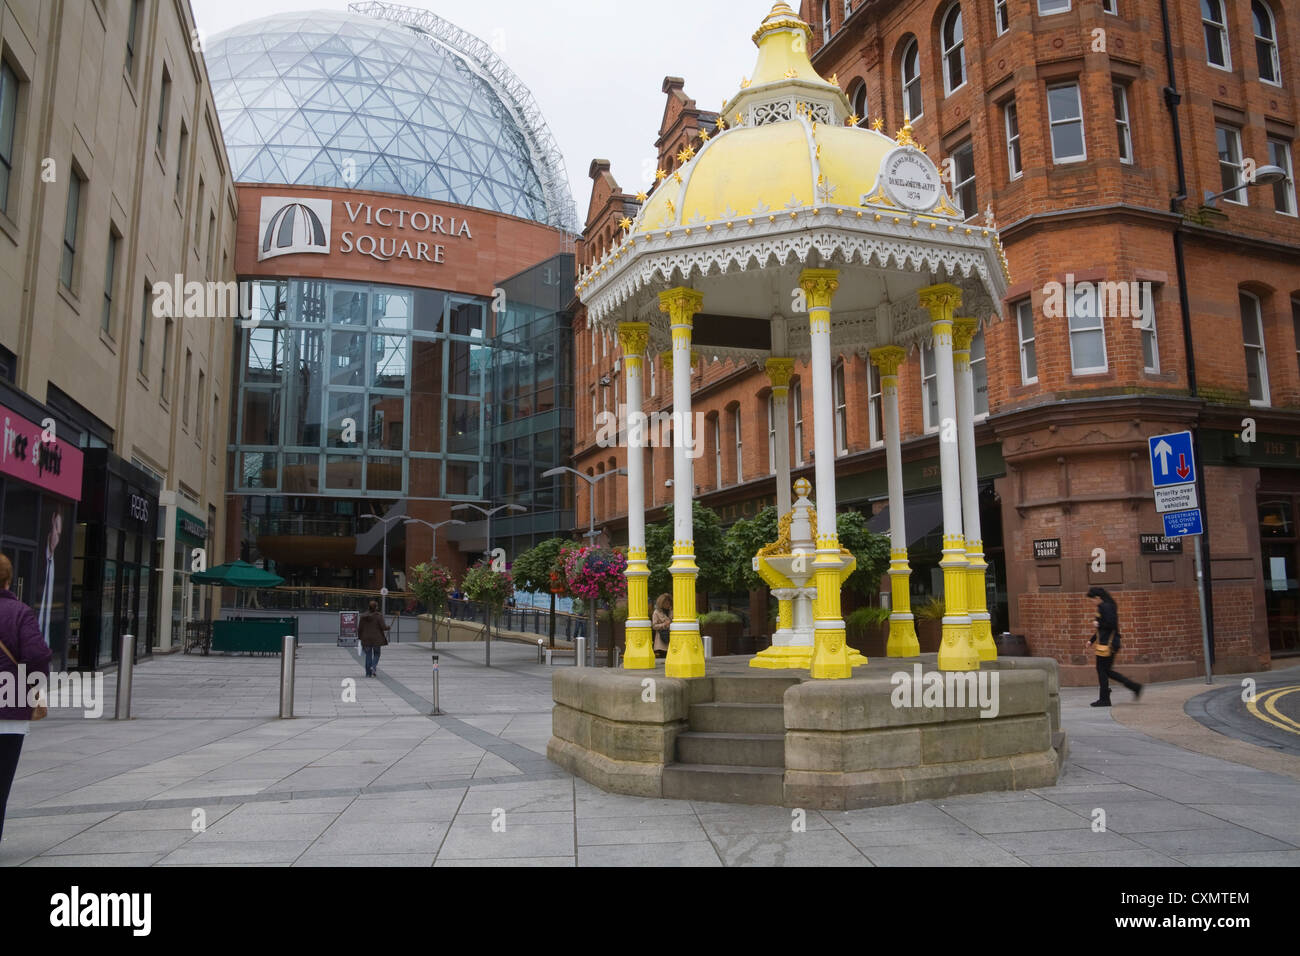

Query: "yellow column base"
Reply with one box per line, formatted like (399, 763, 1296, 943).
(623, 623, 655, 670)
(937, 621, 978, 671)
(750, 643, 868, 670)
(971, 616, 996, 662)
(665, 628, 705, 678)
(886, 616, 920, 657)
(810, 627, 853, 678)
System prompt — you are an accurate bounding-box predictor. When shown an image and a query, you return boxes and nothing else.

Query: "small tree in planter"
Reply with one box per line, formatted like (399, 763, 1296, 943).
(462, 560, 515, 663)
(408, 562, 454, 646)
(565, 545, 627, 662)
(512, 538, 568, 648)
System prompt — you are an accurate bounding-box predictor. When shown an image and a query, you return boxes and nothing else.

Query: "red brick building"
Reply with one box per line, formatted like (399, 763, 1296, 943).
(572, 0, 1299, 683)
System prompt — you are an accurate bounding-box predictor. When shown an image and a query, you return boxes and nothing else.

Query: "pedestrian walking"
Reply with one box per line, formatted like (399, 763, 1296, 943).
(651, 593, 672, 659)
(358, 599, 390, 677)
(1085, 586, 1141, 706)
(0, 554, 51, 843)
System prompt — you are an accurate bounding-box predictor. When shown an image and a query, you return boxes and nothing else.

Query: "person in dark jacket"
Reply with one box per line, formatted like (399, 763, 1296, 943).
(0, 553, 52, 842)
(358, 600, 389, 677)
(1085, 586, 1141, 706)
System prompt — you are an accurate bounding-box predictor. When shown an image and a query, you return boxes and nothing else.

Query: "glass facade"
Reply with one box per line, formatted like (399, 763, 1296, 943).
(207, 11, 551, 222)
(230, 258, 574, 584)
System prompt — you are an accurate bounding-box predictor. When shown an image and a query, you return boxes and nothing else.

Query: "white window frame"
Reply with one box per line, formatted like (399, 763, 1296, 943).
(1217, 125, 1247, 206)
(921, 344, 939, 432)
(1038, 0, 1071, 14)
(1113, 84, 1133, 164)
(850, 82, 869, 126)
(1068, 285, 1108, 375)
(867, 362, 883, 446)
(822, 0, 832, 43)
(1293, 297, 1300, 379)
(834, 361, 847, 456)
(1005, 100, 1023, 180)
(734, 409, 744, 483)
(952, 139, 977, 219)
(1047, 82, 1087, 164)
(1138, 285, 1160, 374)
(1242, 291, 1270, 406)
(941, 4, 967, 96)
(1017, 300, 1038, 385)
(1102, 0, 1117, 13)
(970, 326, 988, 418)
(1268, 138, 1296, 216)
(1203, 0, 1232, 71)
(713, 416, 722, 490)
(901, 38, 923, 121)
(647, 350, 656, 396)
(792, 381, 804, 465)
(767, 393, 776, 474)
(1253, 1, 1282, 86)
(995, 0, 1009, 35)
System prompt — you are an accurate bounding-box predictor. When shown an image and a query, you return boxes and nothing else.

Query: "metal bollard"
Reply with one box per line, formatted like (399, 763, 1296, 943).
(279, 635, 295, 718)
(614, 647, 621, 668)
(537, 639, 544, 664)
(430, 653, 443, 715)
(702, 634, 713, 659)
(545, 648, 552, 666)
(575, 636, 586, 668)
(115, 634, 135, 720)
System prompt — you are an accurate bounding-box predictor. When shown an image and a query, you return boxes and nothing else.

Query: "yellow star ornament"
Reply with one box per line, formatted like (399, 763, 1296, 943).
(619, 216, 633, 231)
(654, 168, 666, 182)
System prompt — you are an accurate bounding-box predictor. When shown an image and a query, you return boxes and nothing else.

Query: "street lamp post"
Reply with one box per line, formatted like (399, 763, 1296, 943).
(403, 517, 465, 647)
(450, 502, 526, 667)
(359, 512, 406, 642)
(543, 466, 627, 666)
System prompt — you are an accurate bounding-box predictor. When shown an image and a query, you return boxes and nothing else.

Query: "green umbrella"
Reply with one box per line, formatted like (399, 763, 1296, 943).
(192, 560, 285, 588)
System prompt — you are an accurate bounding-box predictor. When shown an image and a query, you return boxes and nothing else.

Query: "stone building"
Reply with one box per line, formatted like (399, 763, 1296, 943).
(0, 0, 236, 668)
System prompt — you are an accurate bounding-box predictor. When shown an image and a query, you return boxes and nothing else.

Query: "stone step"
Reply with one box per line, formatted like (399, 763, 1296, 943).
(710, 674, 801, 705)
(689, 701, 785, 735)
(676, 731, 785, 768)
(661, 763, 785, 806)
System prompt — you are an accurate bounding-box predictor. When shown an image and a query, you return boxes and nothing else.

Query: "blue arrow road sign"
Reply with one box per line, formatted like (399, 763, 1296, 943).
(1149, 430, 1196, 488)
(1163, 508, 1203, 537)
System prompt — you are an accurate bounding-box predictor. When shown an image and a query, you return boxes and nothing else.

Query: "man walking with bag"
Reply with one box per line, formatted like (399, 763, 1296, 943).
(1085, 586, 1142, 707)
(358, 599, 390, 678)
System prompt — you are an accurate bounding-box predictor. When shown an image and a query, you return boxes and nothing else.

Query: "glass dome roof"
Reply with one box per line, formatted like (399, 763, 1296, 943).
(207, 9, 554, 223)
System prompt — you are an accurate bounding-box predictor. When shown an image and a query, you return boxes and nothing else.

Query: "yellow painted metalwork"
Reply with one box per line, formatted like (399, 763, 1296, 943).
(965, 541, 997, 662)
(936, 532, 978, 671)
(886, 547, 920, 657)
(622, 545, 654, 670)
(667, 542, 705, 678)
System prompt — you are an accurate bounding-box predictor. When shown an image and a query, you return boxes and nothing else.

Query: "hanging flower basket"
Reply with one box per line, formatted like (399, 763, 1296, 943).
(564, 546, 628, 606)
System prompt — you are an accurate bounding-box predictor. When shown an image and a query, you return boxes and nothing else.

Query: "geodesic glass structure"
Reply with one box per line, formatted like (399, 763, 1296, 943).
(207, 9, 558, 224)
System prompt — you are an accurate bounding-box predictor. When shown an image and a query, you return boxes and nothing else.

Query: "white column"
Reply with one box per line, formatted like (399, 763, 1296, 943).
(919, 284, 976, 671)
(618, 321, 653, 669)
(953, 317, 996, 661)
(799, 269, 851, 679)
(766, 357, 794, 517)
(659, 288, 705, 678)
(870, 345, 918, 656)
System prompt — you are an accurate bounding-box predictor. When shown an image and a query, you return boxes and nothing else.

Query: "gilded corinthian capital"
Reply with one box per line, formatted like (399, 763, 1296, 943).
(658, 287, 704, 326)
(917, 282, 963, 323)
(952, 317, 979, 353)
(798, 269, 840, 309)
(869, 345, 906, 378)
(617, 321, 650, 355)
(765, 357, 794, 388)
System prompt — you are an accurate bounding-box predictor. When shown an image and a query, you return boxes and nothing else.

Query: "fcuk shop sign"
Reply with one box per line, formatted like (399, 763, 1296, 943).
(257, 196, 333, 261)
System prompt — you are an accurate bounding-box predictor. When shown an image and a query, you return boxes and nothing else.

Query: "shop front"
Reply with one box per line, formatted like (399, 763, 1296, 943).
(74, 449, 161, 670)
(0, 390, 85, 671)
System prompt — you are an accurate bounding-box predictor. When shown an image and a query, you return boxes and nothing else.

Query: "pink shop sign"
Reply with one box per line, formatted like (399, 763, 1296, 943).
(1, 404, 84, 502)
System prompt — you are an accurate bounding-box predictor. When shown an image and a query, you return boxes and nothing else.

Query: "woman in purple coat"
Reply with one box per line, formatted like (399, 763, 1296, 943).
(0, 553, 52, 842)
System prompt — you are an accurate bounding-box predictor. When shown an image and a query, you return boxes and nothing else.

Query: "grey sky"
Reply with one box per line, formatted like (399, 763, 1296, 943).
(190, 0, 775, 229)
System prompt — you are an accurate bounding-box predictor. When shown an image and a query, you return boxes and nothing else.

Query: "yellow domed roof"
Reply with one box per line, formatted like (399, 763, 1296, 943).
(629, 3, 958, 237)
(635, 120, 901, 233)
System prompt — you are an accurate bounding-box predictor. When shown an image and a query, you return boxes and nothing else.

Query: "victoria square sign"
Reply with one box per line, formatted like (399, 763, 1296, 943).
(257, 195, 476, 265)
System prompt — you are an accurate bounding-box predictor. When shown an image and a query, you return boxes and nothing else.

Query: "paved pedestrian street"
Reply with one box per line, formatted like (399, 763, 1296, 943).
(2, 644, 1298, 867)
